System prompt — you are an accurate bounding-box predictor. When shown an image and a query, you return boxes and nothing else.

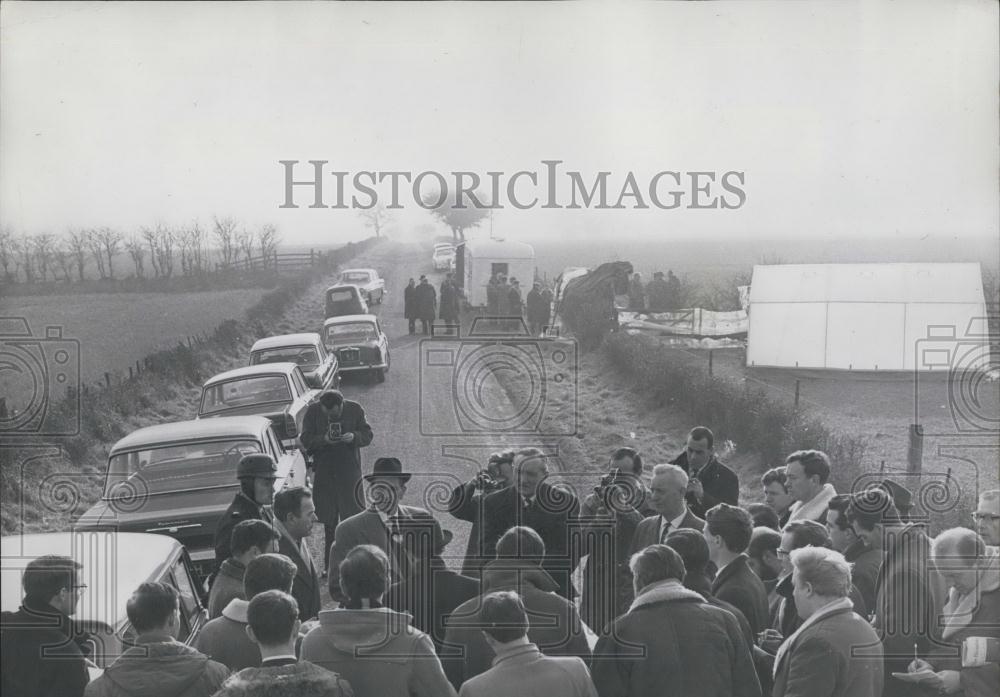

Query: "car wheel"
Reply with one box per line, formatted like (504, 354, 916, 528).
(373, 368, 386, 383)
(384, 351, 390, 373)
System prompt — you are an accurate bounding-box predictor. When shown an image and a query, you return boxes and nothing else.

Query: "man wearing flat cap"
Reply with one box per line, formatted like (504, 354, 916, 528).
(214, 453, 279, 566)
(300, 389, 374, 577)
(327, 457, 438, 602)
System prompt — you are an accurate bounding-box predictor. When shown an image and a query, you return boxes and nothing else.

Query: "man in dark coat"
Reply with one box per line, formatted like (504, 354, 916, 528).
(480, 448, 581, 600)
(215, 454, 279, 566)
(848, 488, 944, 697)
(508, 278, 524, 317)
(387, 519, 479, 652)
(439, 274, 460, 335)
(591, 544, 761, 697)
(771, 547, 883, 697)
(299, 389, 373, 575)
(273, 487, 322, 621)
(645, 271, 670, 312)
(446, 449, 516, 577)
(442, 526, 590, 690)
(526, 282, 547, 335)
(327, 457, 438, 602)
(670, 426, 739, 518)
(403, 278, 417, 334)
(414, 275, 437, 334)
(1, 555, 91, 697)
(705, 503, 771, 636)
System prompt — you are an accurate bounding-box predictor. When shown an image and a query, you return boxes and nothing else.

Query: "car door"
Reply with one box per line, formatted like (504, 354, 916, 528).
(285, 368, 317, 446)
(314, 341, 339, 389)
(168, 553, 208, 643)
(272, 427, 308, 490)
(376, 318, 389, 359)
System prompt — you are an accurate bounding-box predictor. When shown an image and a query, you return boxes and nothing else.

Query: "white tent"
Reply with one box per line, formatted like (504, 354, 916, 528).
(746, 263, 990, 371)
(457, 238, 535, 307)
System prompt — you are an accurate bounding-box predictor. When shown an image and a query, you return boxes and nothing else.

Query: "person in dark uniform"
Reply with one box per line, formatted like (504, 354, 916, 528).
(214, 454, 278, 566)
(440, 274, 461, 335)
(299, 389, 374, 576)
(403, 278, 417, 334)
(670, 426, 739, 519)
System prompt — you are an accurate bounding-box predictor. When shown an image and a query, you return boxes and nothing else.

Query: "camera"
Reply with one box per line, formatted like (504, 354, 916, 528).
(1, 318, 81, 436)
(418, 318, 577, 436)
(474, 469, 504, 492)
(327, 422, 342, 441)
(913, 319, 996, 435)
(593, 468, 640, 513)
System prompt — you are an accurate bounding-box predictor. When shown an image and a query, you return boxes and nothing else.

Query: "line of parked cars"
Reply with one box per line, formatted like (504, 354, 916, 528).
(2, 265, 395, 668)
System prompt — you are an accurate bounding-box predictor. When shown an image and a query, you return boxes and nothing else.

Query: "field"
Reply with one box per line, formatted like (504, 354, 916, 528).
(1, 289, 268, 404)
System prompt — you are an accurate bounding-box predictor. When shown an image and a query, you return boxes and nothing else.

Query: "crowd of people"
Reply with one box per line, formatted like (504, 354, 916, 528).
(3, 410, 999, 697)
(627, 269, 684, 312)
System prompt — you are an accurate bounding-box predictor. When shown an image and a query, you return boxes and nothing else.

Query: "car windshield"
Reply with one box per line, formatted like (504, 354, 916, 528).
(325, 322, 376, 343)
(104, 439, 261, 497)
(327, 289, 356, 303)
(251, 347, 319, 369)
(200, 375, 292, 414)
(434, 248, 454, 256)
(340, 272, 370, 283)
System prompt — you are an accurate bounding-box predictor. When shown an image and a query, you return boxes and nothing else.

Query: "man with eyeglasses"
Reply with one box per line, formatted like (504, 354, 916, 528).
(974, 489, 1000, 548)
(1, 555, 91, 697)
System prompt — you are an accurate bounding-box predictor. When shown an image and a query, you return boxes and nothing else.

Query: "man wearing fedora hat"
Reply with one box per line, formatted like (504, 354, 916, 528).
(300, 389, 374, 577)
(327, 457, 439, 603)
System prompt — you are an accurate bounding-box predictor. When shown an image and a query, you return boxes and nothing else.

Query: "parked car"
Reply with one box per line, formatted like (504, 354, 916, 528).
(321, 314, 390, 383)
(325, 284, 369, 319)
(74, 416, 307, 581)
(433, 243, 456, 271)
(249, 333, 340, 391)
(337, 268, 386, 305)
(2, 531, 209, 678)
(197, 363, 318, 450)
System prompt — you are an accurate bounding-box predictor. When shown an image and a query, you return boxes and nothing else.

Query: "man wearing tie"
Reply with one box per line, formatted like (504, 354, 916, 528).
(481, 448, 581, 599)
(630, 464, 706, 556)
(272, 487, 322, 621)
(328, 457, 438, 603)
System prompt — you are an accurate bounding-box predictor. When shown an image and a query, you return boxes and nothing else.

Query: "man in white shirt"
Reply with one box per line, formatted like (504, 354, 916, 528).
(630, 464, 705, 555)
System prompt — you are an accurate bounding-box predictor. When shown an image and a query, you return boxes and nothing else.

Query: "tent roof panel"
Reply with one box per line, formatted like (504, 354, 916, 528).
(748, 263, 984, 304)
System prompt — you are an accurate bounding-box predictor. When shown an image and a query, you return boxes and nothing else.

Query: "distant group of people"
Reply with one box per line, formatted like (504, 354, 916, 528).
(487, 272, 553, 335)
(628, 269, 682, 312)
(4, 409, 999, 697)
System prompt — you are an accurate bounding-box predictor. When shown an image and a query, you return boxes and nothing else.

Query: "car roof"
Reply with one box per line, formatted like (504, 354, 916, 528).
(339, 268, 376, 275)
(1, 532, 182, 629)
(109, 416, 269, 455)
(203, 363, 299, 385)
(323, 314, 378, 326)
(250, 333, 321, 351)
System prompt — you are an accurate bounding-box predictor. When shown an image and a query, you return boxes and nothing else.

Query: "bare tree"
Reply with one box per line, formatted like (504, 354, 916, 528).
(359, 204, 392, 239)
(87, 229, 107, 279)
(422, 190, 490, 242)
(155, 224, 175, 278)
(187, 221, 206, 273)
(31, 233, 56, 281)
(66, 229, 89, 281)
(93, 227, 123, 279)
(258, 224, 280, 265)
(53, 239, 75, 282)
(141, 226, 160, 277)
(18, 233, 36, 282)
(0, 226, 15, 281)
(213, 216, 238, 267)
(237, 228, 256, 268)
(177, 224, 192, 275)
(124, 235, 146, 278)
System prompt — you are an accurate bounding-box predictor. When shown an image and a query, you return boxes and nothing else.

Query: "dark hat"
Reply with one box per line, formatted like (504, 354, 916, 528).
(237, 453, 278, 480)
(653, 271, 664, 278)
(878, 479, 914, 512)
(364, 457, 412, 483)
(433, 520, 454, 555)
(419, 275, 427, 281)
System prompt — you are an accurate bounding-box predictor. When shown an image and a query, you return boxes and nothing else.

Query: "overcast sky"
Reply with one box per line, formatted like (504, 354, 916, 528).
(1, 1, 997, 247)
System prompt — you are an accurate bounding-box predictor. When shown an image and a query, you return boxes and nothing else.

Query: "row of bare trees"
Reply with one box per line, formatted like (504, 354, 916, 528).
(0, 218, 282, 283)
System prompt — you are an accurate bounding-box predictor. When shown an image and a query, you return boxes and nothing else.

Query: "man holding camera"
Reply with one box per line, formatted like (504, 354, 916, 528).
(670, 426, 739, 519)
(300, 389, 374, 577)
(447, 449, 516, 577)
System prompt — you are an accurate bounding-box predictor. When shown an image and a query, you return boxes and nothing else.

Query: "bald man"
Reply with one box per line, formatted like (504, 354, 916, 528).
(630, 464, 706, 555)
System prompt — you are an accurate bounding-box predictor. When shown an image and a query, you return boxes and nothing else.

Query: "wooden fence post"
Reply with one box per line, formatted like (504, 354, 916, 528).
(708, 349, 714, 377)
(136, 359, 141, 375)
(794, 379, 800, 408)
(907, 423, 923, 485)
(104, 372, 111, 388)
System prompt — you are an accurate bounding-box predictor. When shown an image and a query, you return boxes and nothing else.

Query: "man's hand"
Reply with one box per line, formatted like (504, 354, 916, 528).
(340, 431, 355, 444)
(687, 477, 704, 500)
(757, 629, 783, 654)
(936, 670, 961, 694)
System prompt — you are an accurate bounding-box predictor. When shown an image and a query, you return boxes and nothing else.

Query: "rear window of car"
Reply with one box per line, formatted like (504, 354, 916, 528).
(341, 272, 370, 283)
(324, 322, 376, 342)
(251, 347, 319, 368)
(104, 439, 261, 497)
(327, 289, 356, 303)
(200, 376, 292, 414)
